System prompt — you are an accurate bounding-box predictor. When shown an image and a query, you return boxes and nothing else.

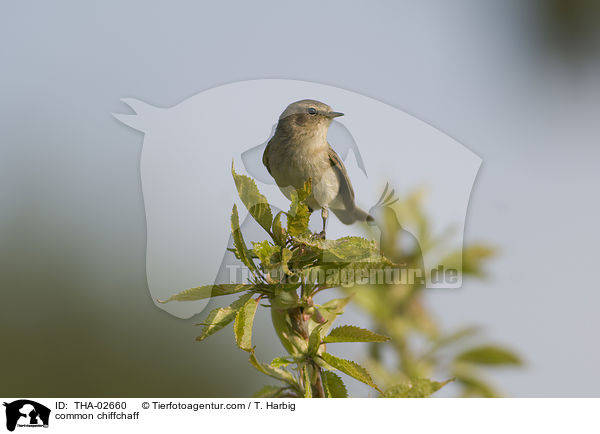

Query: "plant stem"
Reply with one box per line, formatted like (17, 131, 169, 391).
(312, 360, 326, 398)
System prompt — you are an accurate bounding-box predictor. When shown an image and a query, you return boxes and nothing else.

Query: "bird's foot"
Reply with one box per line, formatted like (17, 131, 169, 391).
(317, 230, 326, 239)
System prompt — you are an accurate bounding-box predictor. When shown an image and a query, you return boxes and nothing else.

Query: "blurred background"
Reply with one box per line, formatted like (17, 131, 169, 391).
(1, 0, 599, 397)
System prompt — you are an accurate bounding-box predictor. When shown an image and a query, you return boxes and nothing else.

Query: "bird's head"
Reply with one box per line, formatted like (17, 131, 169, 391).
(277, 99, 343, 135)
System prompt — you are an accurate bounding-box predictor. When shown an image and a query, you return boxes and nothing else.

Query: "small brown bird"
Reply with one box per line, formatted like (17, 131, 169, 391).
(263, 99, 371, 237)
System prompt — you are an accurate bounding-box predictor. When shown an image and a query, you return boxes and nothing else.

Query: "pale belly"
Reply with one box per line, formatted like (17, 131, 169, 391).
(269, 147, 340, 210)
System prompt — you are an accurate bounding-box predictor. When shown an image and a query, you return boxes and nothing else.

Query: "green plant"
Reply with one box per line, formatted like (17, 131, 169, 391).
(160, 165, 451, 397)
(355, 190, 522, 397)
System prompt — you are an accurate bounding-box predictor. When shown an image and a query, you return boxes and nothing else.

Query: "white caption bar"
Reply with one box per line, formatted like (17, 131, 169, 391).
(1, 398, 598, 434)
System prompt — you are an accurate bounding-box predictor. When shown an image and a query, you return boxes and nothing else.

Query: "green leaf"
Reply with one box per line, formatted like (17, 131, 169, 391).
(230, 204, 258, 273)
(232, 163, 273, 234)
(272, 211, 287, 246)
(303, 366, 312, 398)
(287, 180, 312, 237)
(319, 352, 381, 393)
(292, 247, 323, 269)
(320, 296, 353, 313)
(249, 351, 297, 386)
(456, 345, 522, 366)
(270, 306, 306, 356)
(252, 240, 280, 267)
(295, 178, 312, 202)
(455, 373, 499, 398)
(312, 355, 335, 372)
(270, 357, 294, 368)
(382, 378, 452, 398)
(326, 236, 380, 262)
(253, 385, 286, 398)
(234, 296, 259, 351)
(440, 244, 495, 277)
(307, 323, 326, 357)
(322, 372, 348, 398)
(271, 283, 301, 310)
(281, 247, 294, 276)
(324, 325, 390, 343)
(158, 284, 252, 303)
(317, 296, 353, 335)
(287, 204, 310, 237)
(195, 293, 253, 342)
(428, 326, 480, 353)
(297, 236, 380, 262)
(452, 361, 501, 397)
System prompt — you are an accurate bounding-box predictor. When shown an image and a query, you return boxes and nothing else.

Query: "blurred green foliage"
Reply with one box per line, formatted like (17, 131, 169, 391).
(541, 0, 600, 59)
(354, 189, 522, 397)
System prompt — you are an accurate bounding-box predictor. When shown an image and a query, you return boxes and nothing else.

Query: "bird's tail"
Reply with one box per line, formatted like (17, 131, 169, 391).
(331, 207, 373, 225)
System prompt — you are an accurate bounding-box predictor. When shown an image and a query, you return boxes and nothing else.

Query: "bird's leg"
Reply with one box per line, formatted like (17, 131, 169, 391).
(319, 207, 328, 239)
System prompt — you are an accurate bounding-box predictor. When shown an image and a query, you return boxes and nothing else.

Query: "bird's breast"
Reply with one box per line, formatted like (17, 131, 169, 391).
(267, 139, 338, 208)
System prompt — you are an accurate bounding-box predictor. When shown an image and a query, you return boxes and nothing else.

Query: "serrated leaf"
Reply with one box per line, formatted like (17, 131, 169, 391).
(320, 352, 381, 392)
(230, 204, 258, 274)
(272, 211, 287, 246)
(324, 325, 390, 343)
(234, 297, 259, 351)
(456, 345, 522, 366)
(270, 357, 294, 368)
(382, 378, 451, 398)
(297, 236, 393, 268)
(322, 371, 348, 398)
(249, 351, 297, 386)
(195, 293, 253, 342)
(292, 246, 323, 268)
(326, 236, 380, 262)
(297, 237, 380, 263)
(253, 385, 286, 398)
(232, 163, 273, 234)
(158, 284, 253, 303)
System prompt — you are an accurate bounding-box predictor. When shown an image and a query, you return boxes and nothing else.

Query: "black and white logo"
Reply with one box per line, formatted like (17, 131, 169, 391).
(3, 400, 50, 432)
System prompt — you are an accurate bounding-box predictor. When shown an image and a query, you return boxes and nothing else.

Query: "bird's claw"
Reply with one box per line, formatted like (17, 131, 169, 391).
(317, 231, 326, 239)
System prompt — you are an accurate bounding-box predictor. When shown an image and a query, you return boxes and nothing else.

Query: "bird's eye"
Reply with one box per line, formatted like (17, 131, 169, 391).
(307, 107, 317, 115)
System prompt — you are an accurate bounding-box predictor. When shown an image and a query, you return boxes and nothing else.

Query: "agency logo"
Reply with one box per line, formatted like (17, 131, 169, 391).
(3, 400, 50, 432)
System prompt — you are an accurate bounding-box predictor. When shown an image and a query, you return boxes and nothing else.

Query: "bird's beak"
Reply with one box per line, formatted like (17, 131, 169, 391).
(326, 111, 344, 118)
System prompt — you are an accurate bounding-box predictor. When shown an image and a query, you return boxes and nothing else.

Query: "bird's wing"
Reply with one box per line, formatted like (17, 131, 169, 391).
(262, 139, 273, 175)
(328, 143, 355, 211)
